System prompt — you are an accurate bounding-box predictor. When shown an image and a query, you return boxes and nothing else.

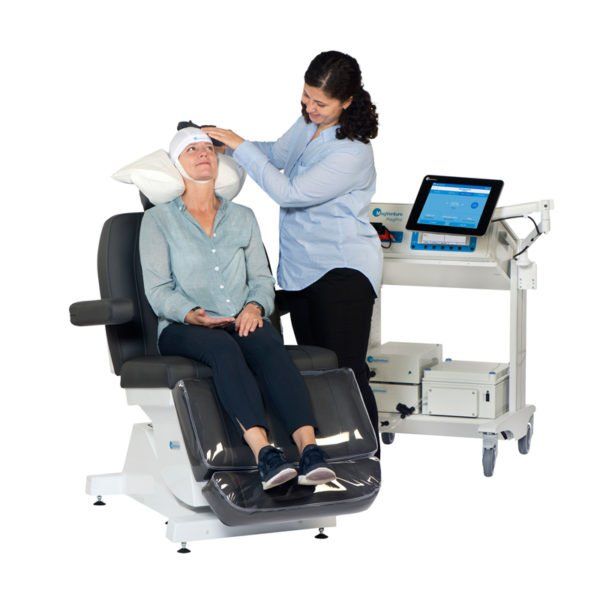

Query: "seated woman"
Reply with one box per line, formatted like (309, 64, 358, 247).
(139, 127, 336, 490)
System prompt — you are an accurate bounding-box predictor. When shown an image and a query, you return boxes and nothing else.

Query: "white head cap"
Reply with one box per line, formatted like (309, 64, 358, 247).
(169, 127, 214, 182)
(169, 127, 213, 162)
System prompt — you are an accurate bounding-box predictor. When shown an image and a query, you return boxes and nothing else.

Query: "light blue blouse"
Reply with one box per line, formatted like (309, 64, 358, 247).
(231, 116, 383, 293)
(139, 197, 275, 339)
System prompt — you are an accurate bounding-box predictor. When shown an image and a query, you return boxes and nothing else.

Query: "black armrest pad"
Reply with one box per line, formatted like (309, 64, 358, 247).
(121, 356, 212, 388)
(69, 298, 135, 326)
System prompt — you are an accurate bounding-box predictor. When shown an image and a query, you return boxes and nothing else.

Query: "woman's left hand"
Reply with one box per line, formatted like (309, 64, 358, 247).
(202, 127, 245, 150)
(235, 303, 263, 337)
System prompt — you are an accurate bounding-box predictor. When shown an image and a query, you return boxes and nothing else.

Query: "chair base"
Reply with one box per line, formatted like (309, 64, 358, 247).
(85, 478, 336, 543)
(85, 422, 337, 545)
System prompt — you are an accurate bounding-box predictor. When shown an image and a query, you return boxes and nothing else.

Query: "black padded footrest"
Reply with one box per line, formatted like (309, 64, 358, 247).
(173, 368, 378, 481)
(202, 458, 381, 527)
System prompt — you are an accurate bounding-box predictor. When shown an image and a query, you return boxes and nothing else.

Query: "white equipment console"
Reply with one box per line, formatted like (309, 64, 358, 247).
(368, 342, 442, 414)
(369, 197, 554, 476)
(422, 360, 509, 419)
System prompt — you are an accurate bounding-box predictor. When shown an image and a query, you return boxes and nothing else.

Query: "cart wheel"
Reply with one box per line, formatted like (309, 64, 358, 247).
(381, 432, 395, 445)
(482, 446, 497, 477)
(518, 415, 534, 455)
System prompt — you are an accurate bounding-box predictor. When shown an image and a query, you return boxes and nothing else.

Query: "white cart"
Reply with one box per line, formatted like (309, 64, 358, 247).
(368, 199, 554, 476)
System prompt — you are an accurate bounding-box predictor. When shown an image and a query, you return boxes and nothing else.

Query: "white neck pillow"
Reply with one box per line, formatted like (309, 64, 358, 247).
(112, 149, 246, 205)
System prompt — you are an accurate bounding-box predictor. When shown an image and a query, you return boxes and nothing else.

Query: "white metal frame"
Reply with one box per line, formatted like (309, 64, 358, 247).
(374, 200, 554, 471)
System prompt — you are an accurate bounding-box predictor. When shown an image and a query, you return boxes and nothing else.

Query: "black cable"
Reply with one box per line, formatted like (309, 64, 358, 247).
(371, 222, 395, 249)
(492, 215, 541, 236)
(512, 244, 532, 260)
(492, 215, 542, 259)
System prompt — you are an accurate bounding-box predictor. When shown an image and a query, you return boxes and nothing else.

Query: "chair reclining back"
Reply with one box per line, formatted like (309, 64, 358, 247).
(97, 212, 159, 374)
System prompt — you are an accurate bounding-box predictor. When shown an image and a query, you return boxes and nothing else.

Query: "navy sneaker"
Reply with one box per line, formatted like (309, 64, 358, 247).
(258, 446, 297, 490)
(298, 444, 336, 486)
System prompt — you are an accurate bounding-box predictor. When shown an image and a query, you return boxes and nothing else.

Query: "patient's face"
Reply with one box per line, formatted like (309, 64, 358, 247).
(178, 141, 217, 181)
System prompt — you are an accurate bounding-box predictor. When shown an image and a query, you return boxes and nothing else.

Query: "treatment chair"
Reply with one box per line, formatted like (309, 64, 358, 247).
(69, 192, 381, 552)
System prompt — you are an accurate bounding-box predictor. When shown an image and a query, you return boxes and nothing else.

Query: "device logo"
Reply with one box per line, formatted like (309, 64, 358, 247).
(169, 441, 181, 450)
(372, 208, 403, 219)
(367, 356, 389, 363)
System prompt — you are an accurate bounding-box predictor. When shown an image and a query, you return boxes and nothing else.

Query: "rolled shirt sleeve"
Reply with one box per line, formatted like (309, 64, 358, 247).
(139, 211, 198, 323)
(243, 118, 299, 170)
(233, 140, 373, 209)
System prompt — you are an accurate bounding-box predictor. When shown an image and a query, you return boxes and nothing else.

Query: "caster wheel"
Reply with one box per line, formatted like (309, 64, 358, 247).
(518, 415, 534, 455)
(381, 432, 395, 445)
(482, 446, 497, 477)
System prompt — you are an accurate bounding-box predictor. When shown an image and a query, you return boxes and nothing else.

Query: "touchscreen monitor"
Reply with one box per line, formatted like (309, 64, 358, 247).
(406, 175, 503, 236)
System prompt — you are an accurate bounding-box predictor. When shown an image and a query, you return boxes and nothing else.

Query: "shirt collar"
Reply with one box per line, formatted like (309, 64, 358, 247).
(307, 121, 340, 143)
(321, 123, 340, 141)
(174, 194, 228, 213)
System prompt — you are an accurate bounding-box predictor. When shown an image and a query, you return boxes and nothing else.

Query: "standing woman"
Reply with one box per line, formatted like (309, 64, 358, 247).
(204, 50, 383, 455)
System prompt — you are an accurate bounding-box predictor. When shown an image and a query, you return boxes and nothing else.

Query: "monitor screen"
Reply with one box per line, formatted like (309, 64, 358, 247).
(417, 182, 492, 230)
(406, 175, 503, 237)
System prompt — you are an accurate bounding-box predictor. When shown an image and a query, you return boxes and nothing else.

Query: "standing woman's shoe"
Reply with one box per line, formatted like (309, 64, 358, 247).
(258, 446, 298, 490)
(298, 444, 336, 486)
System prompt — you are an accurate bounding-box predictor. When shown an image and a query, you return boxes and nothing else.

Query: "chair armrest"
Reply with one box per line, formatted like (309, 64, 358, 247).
(69, 298, 135, 326)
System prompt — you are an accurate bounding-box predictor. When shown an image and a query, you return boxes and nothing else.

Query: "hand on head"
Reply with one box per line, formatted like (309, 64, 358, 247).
(201, 127, 245, 151)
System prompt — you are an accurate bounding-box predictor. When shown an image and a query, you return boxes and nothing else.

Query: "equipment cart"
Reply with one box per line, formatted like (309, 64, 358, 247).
(368, 186, 554, 477)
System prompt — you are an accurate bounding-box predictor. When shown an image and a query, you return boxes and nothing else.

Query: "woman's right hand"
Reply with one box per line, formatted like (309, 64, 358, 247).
(185, 308, 235, 328)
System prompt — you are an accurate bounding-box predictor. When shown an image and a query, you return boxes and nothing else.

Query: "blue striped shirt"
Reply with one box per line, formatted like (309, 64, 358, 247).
(231, 116, 383, 293)
(139, 197, 275, 338)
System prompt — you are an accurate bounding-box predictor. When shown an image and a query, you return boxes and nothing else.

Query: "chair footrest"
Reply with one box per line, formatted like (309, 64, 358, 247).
(202, 458, 381, 527)
(173, 368, 379, 481)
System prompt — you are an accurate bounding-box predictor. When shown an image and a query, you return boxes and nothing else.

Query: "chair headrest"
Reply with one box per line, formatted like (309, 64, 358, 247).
(113, 150, 246, 210)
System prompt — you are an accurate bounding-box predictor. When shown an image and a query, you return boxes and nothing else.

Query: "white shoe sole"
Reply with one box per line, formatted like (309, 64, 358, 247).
(298, 467, 337, 486)
(262, 467, 297, 490)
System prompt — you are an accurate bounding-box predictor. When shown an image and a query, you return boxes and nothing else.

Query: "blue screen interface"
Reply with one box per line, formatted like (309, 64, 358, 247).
(417, 183, 492, 229)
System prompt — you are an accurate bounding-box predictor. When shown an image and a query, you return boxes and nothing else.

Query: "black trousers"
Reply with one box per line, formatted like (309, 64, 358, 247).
(159, 321, 317, 436)
(283, 268, 381, 457)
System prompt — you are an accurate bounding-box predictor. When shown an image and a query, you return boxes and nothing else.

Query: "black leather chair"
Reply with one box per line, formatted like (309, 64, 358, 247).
(69, 192, 380, 547)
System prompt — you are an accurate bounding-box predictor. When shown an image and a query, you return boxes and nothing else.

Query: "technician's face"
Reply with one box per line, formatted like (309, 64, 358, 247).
(301, 84, 352, 127)
(178, 141, 217, 181)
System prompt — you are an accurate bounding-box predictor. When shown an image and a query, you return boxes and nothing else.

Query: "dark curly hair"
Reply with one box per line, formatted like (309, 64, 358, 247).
(302, 50, 378, 144)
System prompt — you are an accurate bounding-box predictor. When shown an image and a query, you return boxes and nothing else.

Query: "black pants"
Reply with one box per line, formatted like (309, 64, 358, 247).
(159, 321, 316, 436)
(283, 268, 380, 457)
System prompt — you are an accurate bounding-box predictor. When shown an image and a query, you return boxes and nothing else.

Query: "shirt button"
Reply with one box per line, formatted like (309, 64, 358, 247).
(214, 266, 219, 271)
(226, 299, 231, 303)
(219, 285, 224, 289)
(211, 249, 216, 253)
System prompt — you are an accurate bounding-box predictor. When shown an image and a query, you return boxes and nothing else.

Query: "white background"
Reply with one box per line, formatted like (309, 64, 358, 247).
(1, 0, 598, 598)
